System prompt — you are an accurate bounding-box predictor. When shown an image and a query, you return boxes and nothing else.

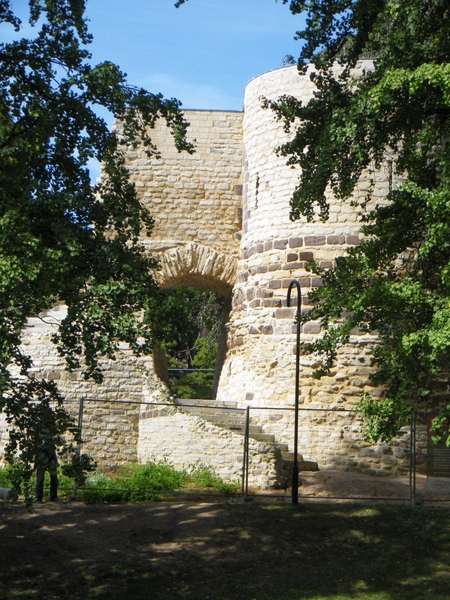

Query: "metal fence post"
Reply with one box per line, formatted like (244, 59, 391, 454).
(409, 413, 417, 504)
(241, 406, 250, 499)
(73, 395, 84, 497)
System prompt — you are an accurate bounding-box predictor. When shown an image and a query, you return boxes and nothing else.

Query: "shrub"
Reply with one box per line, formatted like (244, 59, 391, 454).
(188, 464, 239, 495)
(78, 460, 187, 503)
(128, 462, 186, 501)
(78, 472, 130, 504)
(0, 466, 12, 487)
(1, 464, 74, 500)
(15, 460, 239, 504)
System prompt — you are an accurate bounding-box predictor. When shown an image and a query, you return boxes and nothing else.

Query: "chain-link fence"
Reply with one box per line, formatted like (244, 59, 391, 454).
(243, 406, 416, 502)
(60, 398, 449, 504)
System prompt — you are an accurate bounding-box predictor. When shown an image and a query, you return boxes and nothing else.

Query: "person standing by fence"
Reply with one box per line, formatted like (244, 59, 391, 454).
(35, 439, 58, 502)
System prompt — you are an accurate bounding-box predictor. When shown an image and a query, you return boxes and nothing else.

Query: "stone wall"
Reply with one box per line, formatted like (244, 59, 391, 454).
(0, 65, 421, 483)
(3, 306, 288, 486)
(118, 109, 243, 296)
(9, 307, 170, 469)
(138, 406, 285, 490)
(215, 63, 408, 470)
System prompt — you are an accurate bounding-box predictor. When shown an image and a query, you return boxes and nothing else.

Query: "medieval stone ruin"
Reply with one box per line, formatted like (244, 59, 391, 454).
(1, 63, 421, 490)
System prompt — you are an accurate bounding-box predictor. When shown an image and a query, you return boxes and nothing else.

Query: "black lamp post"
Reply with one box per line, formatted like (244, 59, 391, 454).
(287, 280, 301, 505)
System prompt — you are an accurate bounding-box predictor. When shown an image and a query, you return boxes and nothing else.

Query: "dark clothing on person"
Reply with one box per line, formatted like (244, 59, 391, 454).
(35, 449, 58, 501)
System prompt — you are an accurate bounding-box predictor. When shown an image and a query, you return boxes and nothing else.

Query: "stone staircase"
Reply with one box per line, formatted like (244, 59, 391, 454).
(175, 398, 318, 473)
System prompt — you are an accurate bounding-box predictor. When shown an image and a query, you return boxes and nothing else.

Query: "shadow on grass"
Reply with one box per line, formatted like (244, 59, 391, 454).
(0, 501, 449, 599)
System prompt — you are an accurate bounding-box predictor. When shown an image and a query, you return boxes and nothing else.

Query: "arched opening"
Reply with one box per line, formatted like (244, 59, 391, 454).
(149, 243, 236, 400)
(158, 286, 230, 399)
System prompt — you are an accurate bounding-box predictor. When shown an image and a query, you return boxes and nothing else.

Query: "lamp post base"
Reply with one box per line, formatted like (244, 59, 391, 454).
(292, 465, 299, 505)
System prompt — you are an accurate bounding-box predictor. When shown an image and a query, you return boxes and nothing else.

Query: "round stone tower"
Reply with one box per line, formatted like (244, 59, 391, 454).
(216, 63, 390, 465)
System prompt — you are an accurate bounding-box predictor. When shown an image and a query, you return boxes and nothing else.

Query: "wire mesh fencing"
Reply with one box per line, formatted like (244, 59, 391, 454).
(242, 406, 416, 502)
(60, 397, 449, 504)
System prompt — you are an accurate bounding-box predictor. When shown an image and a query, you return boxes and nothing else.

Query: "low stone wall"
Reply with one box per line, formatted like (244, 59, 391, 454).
(138, 406, 286, 489)
(0, 313, 288, 489)
(239, 404, 419, 477)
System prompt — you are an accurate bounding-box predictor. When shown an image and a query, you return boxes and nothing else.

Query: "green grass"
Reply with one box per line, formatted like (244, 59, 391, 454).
(187, 463, 240, 494)
(78, 461, 188, 503)
(1, 502, 449, 600)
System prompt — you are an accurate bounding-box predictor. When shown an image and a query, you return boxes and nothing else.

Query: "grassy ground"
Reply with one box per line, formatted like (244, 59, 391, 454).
(1, 500, 449, 599)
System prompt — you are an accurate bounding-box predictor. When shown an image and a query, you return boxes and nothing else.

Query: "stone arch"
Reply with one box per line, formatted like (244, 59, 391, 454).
(153, 242, 237, 398)
(156, 242, 237, 296)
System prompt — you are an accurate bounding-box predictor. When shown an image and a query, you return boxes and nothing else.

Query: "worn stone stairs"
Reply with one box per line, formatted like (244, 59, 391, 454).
(175, 398, 318, 472)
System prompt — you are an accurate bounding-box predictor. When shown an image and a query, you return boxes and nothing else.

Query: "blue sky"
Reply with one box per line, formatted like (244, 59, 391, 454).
(3, 1, 306, 178)
(84, 0, 307, 178)
(85, 0, 305, 113)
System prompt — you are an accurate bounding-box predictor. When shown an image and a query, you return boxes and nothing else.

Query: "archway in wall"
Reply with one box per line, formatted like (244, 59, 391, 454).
(152, 243, 236, 400)
(155, 285, 230, 399)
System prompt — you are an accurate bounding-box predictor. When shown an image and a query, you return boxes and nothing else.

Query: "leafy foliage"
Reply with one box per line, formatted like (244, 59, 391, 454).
(168, 362, 215, 400)
(71, 461, 238, 503)
(0, 1, 193, 497)
(272, 0, 450, 443)
(0, 464, 12, 487)
(79, 461, 188, 503)
(61, 452, 96, 487)
(188, 463, 239, 494)
(150, 287, 225, 399)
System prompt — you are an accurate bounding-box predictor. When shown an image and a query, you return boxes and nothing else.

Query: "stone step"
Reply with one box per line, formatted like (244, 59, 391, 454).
(299, 460, 320, 471)
(176, 398, 318, 473)
(176, 400, 274, 446)
(214, 423, 262, 435)
(249, 432, 276, 443)
(176, 398, 239, 409)
(178, 406, 246, 421)
(282, 456, 319, 471)
(281, 453, 304, 463)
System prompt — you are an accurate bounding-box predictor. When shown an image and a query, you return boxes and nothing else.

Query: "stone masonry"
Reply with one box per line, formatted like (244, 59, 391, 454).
(0, 64, 420, 486)
(119, 109, 243, 296)
(215, 63, 411, 472)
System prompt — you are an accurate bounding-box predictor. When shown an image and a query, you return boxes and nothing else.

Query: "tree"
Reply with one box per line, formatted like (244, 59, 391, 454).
(266, 0, 450, 443)
(0, 0, 194, 499)
(147, 287, 225, 399)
